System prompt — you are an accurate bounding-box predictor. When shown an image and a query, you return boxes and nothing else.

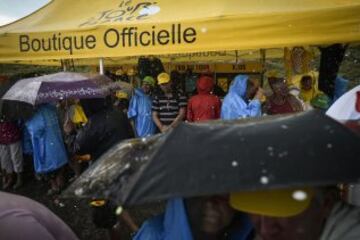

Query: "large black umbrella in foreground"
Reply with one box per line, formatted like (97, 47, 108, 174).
(63, 110, 360, 206)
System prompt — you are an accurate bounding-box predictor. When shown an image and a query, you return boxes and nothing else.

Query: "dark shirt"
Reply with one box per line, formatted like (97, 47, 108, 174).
(152, 92, 187, 126)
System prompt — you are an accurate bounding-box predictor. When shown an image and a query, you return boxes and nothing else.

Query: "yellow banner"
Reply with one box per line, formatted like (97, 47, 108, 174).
(0, 0, 359, 61)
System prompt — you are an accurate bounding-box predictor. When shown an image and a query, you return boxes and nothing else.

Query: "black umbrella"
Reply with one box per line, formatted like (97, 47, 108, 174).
(63, 110, 360, 206)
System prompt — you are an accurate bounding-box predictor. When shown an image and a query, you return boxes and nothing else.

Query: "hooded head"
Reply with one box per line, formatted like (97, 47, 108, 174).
(196, 76, 214, 94)
(229, 75, 249, 98)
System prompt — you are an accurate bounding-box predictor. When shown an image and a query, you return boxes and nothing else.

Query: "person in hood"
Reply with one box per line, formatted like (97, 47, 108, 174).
(24, 104, 68, 195)
(134, 197, 254, 240)
(231, 186, 360, 240)
(128, 76, 157, 137)
(0, 191, 78, 240)
(221, 75, 263, 120)
(187, 76, 221, 122)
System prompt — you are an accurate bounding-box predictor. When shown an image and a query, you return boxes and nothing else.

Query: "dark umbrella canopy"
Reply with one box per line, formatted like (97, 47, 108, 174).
(63, 110, 360, 206)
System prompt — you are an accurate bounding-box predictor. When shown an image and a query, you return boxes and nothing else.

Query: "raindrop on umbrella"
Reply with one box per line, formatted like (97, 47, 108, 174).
(292, 190, 308, 201)
(232, 161, 239, 167)
(260, 176, 269, 185)
(75, 187, 84, 196)
(267, 146, 274, 151)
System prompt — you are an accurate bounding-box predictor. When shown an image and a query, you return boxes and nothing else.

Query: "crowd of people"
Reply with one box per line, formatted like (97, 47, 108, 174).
(0, 67, 358, 240)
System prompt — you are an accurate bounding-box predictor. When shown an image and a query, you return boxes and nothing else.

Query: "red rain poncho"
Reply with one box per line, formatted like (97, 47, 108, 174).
(187, 76, 221, 122)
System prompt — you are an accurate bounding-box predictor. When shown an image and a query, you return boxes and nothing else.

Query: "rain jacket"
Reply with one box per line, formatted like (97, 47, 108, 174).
(320, 202, 360, 240)
(221, 75, 261, 120)
(187, 77, 221, 122)
(333, 76, 349, 102)
(128, 88, 156, 137)
(134, 198, 253, 240)
(25, 104, 68, 174)
(291, 71, 320, 103)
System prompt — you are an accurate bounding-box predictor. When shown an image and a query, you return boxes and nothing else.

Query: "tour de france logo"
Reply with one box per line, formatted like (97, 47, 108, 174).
(79, 0, 161, 27)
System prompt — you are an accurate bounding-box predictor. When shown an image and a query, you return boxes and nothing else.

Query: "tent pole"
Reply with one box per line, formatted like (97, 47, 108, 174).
(99, 58, 104, 75)
(61, 60, 67, 71)
(260, 49, 266, 87)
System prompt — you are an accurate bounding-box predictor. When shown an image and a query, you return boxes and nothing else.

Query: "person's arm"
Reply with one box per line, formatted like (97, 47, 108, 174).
(152, 111, 165, 132)
(169, 107, 186, 128)
(247, 88, 264, 117)
(169, 94, 187, 128)
(186, 99, 194, 122)
(288, 95, 304, 112)
(151, 96, 165, 132)
(120, 210, 139, 232)
(214, 96, 222, 119)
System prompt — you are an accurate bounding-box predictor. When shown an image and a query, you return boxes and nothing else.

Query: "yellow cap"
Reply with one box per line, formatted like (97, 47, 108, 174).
(127, 68, 136, 76)
(115, 69, 125, 76)
(230, 188, 314, 217)
(115, 91, 128, 99)
(157, 72, 171, 85)
(265, 70, 280, 78)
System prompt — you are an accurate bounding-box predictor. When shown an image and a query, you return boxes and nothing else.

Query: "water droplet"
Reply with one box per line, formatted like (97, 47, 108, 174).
(141, 138, 146, 142)
(201, 27, 208, 33)
(267, 146, 274, 151)
(124, 163, 131, 169)
(292, 190, 308, 201)
(269, 152, 274, 157)
(260, 176, 269, 185)
(232, 161, 238, 167)
(116, 206, 123, 215)
(75, 188, 84, 196)
(281, 124, 288, 129)
(327, 143, 333, 149)
(278, 151, 288, 158)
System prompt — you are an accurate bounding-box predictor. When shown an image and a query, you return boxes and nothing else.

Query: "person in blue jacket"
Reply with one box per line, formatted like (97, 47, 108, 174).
(134, 196, 254, 240)
(128, 76, 157, 137)
(221, 75, 263, 120)
(25, 104, 68, 195)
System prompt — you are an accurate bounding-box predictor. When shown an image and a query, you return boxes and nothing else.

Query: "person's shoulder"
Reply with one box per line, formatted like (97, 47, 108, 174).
(133, 214, 164, 240)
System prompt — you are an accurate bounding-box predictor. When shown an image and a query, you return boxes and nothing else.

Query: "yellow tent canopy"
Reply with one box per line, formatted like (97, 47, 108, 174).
(0, 0, 359, 61)
(0, 49, 285, 66)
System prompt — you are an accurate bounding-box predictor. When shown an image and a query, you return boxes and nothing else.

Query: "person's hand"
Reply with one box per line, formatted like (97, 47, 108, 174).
(160, 125, 170, 133)
(254, 87, 265, 101)
(63, 120, 75, 134)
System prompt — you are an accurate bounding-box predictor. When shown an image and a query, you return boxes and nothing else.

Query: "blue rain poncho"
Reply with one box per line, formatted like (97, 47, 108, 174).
(25, 104, 68, 173)
(134, 198, 253, 240)
(128, 88, 156, 137)
(333, 76, 349, 103)
(221, 75, 261, 120)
